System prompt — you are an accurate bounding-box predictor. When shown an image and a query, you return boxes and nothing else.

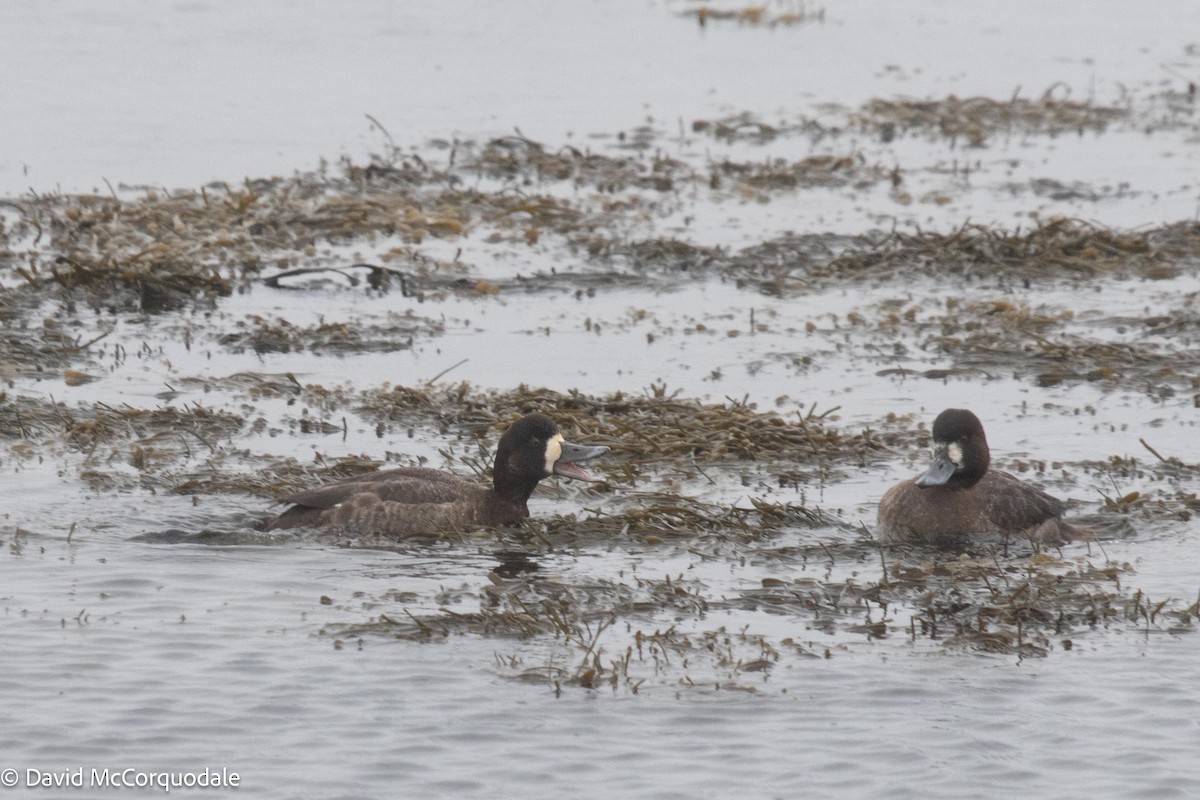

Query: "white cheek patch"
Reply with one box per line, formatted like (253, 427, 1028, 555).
(947, 442, 964, 466)
(544, 433, 564, 475)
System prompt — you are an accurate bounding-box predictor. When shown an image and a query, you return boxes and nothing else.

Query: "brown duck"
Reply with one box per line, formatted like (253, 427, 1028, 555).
(264, 413, 608, 535)
(878, 408, 1089, 546)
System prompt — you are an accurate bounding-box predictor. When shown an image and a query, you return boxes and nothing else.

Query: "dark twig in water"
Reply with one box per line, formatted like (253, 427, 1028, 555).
(1139, 438, 1170, 463)
(73, 330, 112, 351)
(688, 454, 717, 486)
(365, 113, 399, 159)
(425, 359, 469, 386)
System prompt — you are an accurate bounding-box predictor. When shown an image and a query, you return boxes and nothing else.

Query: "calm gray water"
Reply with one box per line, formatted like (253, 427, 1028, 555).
(3, 1, 1200, 798)
(3, 507, 1198, 799)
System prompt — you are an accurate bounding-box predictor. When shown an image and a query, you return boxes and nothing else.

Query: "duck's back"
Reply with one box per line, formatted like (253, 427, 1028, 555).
(878, 469, 1072, 545)
(265, 468, 512, 535)
(977, 470, 1068, 537)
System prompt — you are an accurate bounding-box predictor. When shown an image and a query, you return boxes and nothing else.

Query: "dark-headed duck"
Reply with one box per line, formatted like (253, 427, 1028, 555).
(264, 413, 608, 536)
(877, 408, 1087, 546)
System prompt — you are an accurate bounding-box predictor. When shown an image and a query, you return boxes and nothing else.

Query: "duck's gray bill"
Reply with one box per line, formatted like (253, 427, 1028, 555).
(915, 446, 956, 488)
(553, 442, 609, 482)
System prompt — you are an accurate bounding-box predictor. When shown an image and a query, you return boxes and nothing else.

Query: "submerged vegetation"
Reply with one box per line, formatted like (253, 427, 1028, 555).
(4, 366, 1197, 690)
(3, 90, 1199, 690)
(683, 4, 827, 29)
(852, 92, 1131, 144)
(322, 530, 1200, 692)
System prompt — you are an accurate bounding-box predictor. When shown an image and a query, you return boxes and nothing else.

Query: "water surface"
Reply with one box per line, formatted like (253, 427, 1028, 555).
(2, 2, 1199, 798)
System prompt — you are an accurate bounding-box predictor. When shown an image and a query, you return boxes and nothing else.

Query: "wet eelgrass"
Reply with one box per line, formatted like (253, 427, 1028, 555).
(4, 122, 1199, 320)
(0, 130, 710, 314)
(322, 533, 1200, 691)
(692, 112, 831, 144)
(314, 489, 1196, 687)
(142, 380, 902, 499)
(3, 120, 1197, 689)
(1084, 449, 1200, 523)
(3, 377, 1194, 687)
(463, 134, 692, 192)
(684, 5, 826, 29)
(870, 294, 1200, 397)
(693, 90, 1143, 149)
(728, 550, 1146, 659)
(0, 151, 593, 313)
(876, 550, 1198, 657)
(0, 319, 97, 378)
(0, 393, 243, 451)
(948, 327, 1196, 395)
(574, 218, 1200, 297)
(217, 309, 444, 355)
(9, 373, 1195, 529)
(744, 218, 1200, 288)
(711, 153, 889, 194)
(853, 93, 1130, 144)
(350, 381, 902, 469)
(0, 377, 902, 500)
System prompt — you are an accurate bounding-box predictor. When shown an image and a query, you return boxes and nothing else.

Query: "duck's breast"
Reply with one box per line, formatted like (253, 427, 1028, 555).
(878, 478, 986, 543)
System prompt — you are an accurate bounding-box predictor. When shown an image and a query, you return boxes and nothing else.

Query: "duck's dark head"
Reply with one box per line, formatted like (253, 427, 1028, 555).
(915, 408, 990, 490)
(492, 413, 609, 503)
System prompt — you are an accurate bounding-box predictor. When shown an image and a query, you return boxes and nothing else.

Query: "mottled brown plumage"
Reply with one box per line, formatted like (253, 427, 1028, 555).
(264, 413, 607, 536)
(877, 408, 1088, 546)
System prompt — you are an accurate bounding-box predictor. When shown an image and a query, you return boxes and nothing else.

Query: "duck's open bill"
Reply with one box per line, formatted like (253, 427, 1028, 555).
(553, 442, 609, 482)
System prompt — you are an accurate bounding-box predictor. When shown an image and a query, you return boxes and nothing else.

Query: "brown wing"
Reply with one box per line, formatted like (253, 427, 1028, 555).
(274, 468, 476, 510)
(264, 468, 491, 533)
(979, 470, 1067, 533)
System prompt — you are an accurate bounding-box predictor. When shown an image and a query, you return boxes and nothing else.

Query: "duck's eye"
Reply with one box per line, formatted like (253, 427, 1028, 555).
(530, 436, 542, 448)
